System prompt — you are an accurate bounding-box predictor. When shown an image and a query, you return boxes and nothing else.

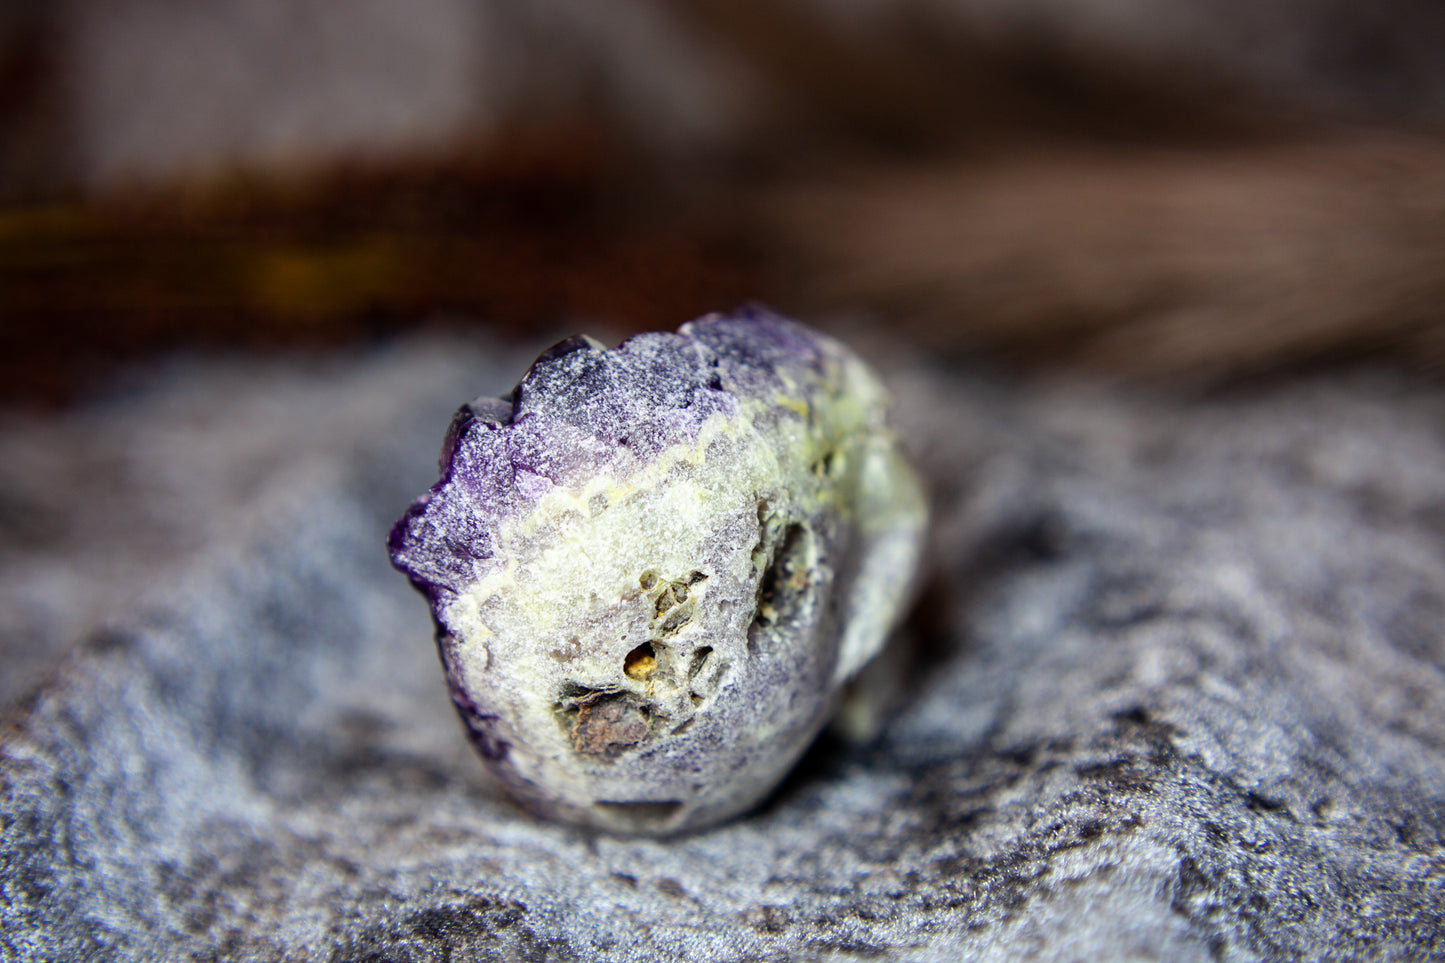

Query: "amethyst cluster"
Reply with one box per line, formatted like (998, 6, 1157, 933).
(389, 307, 926, 834)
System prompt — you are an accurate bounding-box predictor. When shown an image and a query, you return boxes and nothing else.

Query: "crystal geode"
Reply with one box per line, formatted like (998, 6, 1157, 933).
(389, 307, 926, 835)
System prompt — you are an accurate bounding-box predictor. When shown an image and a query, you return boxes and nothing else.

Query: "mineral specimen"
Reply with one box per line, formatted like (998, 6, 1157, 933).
(388, 306, 926, 834)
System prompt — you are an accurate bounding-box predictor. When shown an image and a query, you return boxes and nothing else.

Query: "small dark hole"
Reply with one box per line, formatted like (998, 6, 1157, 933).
(752, 523, 809, 637)
(623, 642, 657, 681)
(654, 584, 679, 617)
(689, 646, 713, 679)
(659, 608, 691, 634)
(811, 449, 840, 476)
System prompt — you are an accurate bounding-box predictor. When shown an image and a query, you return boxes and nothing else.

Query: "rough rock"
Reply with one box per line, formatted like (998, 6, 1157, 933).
(389, 309, 927, 835)
(2, 331, 1443, 961)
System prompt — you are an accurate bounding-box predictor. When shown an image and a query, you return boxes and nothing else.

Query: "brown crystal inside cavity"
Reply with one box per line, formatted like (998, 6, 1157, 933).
(571, 694, 652, 757)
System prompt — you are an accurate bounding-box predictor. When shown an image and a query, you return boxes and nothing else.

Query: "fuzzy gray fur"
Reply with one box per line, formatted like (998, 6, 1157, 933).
(2, 335, 1442, 961)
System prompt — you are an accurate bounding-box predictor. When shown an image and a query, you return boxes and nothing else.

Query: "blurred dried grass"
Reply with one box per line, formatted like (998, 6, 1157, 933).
(764, 135, 1445, 381)
(677, 1, 1445, 381)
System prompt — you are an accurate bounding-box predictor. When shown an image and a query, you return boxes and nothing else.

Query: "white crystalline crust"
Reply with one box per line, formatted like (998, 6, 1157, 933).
(390, 308, 927, 834)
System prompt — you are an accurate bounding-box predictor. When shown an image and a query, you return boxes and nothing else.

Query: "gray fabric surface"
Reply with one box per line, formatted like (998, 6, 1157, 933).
(2, 334, 1443, 961)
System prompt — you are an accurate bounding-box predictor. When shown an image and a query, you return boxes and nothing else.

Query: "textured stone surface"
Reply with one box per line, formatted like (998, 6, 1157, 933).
(3, 332, 1444, 961)
(389, 310, 926, 834)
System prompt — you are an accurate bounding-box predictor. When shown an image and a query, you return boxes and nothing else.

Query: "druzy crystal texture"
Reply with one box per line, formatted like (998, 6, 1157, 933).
(388, 307, 926, 834)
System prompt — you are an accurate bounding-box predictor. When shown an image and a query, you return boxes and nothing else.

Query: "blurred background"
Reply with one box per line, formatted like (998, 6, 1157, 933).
(3, 0, 1445, 405)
